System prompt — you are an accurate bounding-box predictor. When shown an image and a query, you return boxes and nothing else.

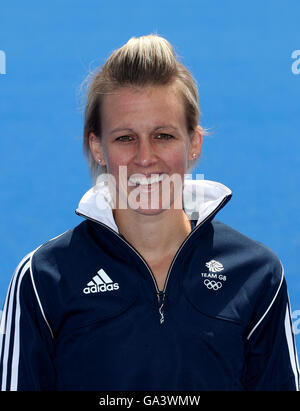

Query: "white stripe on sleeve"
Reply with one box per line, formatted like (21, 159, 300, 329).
(246, 267, 284, 340)
(285, 302, 300, 391)
(0, 255, 31, 391)
(9, 259, 32, 390)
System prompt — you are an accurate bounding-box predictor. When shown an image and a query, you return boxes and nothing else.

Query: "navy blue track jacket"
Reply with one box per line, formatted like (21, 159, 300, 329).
(0, 179, 299, 391)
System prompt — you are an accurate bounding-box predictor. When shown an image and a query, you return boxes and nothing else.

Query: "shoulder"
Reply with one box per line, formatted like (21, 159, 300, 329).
(1, 225, 84, 338)
(31, 220, 88, 266)
(211, 219, 283, 287)
(212, 219, 281, 264)
(9, 221, 90, 335)
(9, 221, 89, 291)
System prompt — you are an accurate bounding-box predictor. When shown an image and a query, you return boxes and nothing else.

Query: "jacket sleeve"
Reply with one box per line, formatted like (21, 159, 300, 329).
(243, 269, 300, 391)
(0, 253, 56, 391)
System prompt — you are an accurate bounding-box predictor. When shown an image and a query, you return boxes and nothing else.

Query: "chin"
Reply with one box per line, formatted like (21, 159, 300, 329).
(128, 197, 178, 216)
(131, 206, 167, 216)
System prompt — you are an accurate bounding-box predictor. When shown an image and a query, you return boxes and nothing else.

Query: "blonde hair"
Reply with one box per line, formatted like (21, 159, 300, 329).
(82, 33, 204, 182)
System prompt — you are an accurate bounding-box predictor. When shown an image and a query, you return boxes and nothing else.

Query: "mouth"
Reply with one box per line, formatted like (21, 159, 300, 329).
(128, 173, 168, 191)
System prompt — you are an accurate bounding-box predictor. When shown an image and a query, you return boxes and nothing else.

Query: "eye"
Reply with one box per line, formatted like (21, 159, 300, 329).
(156, 133, 174, 140)
(115, 135, 134, 142)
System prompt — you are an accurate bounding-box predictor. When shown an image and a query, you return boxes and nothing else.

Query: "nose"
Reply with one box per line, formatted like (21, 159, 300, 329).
(134, 138, 158, 167)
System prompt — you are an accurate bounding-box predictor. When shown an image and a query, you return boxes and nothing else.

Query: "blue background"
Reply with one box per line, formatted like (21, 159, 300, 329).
(1, 0, 299, 354)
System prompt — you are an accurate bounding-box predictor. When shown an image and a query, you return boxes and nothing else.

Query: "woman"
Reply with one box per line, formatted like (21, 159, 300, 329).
(0, 34, 299, 391)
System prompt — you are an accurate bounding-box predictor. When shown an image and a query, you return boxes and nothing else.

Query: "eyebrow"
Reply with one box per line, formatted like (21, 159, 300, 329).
(109, 125, 178, 134)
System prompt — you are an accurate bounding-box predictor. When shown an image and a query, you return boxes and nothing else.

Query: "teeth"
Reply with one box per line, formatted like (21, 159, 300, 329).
(129, 173, 166, 186)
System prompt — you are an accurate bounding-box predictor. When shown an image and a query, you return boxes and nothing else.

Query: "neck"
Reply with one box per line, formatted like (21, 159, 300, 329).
(113, 208, 192, 262)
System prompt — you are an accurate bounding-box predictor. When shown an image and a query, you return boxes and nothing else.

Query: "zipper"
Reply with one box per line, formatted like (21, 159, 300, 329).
(75, 195, 230, 324)
(157, 290, 165, 306)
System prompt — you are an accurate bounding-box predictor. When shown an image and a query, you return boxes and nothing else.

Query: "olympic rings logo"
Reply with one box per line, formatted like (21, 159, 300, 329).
(204, 279, 222, 291)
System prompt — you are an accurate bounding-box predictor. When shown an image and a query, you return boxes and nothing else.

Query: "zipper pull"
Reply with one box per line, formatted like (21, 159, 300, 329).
(157, 291, 165, 306)
(157, 291, 165, 324)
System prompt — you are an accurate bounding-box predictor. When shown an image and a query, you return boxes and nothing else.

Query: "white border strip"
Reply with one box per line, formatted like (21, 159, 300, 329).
(246, 266, 284, 340)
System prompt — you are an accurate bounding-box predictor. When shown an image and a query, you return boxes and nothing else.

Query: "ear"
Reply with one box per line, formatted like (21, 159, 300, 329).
(89, 132, 106, 166)
(188, 125, 203, 161)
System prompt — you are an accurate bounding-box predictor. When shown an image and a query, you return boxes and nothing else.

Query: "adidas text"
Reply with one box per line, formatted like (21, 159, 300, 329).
(83, 283, 119, 294)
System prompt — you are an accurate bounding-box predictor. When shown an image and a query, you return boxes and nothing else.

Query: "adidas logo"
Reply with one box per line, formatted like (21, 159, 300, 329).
(83, 269, 119, 294)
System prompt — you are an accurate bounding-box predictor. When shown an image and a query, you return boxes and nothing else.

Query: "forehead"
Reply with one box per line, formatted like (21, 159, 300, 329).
(100, 83, 186, 132)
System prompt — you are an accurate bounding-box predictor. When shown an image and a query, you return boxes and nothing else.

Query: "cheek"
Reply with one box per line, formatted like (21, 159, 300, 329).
(105, 149, 131, 175)
(165, 147, 189, 174)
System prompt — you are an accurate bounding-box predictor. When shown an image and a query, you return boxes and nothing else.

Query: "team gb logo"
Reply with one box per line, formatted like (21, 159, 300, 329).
(205, 260, 224, 273)
(202, 260, 226, 291)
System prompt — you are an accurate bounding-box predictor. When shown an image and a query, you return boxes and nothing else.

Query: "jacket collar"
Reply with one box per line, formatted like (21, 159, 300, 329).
(75, 177, 232, 233)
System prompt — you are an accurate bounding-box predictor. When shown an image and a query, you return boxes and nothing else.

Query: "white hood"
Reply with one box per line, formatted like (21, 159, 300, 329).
(76, 177, 232, 233)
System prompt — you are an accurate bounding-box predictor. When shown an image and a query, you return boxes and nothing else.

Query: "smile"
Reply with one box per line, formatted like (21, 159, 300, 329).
(128, 173, 167, 186)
